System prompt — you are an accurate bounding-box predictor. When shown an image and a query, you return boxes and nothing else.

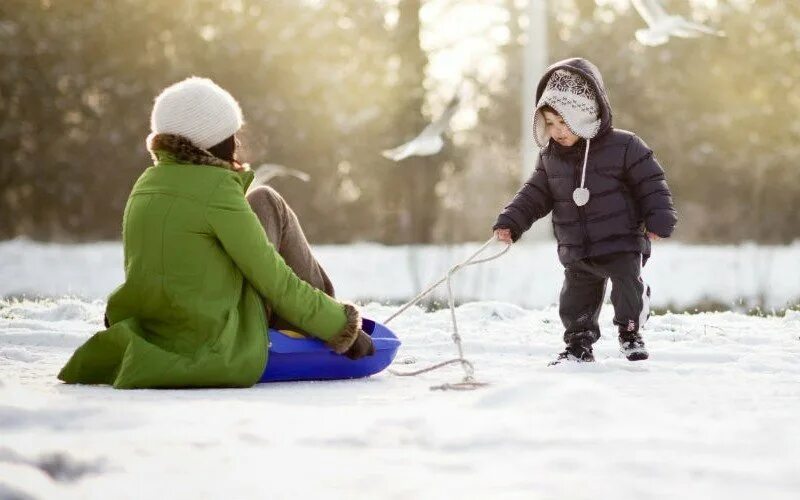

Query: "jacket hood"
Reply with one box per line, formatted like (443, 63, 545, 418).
(147, 133, 241, 171)
(146, 133, 253, 189)
(536, 58, 613, 139)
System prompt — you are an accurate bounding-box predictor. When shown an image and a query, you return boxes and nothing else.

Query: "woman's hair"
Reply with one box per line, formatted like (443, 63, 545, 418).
(207, 135, 240, 165)
(540, 104, 560, 117)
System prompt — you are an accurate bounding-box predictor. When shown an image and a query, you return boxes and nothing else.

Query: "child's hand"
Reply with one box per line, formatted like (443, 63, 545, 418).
(494, 228, 513, 244)
(647, 232, 661, 241)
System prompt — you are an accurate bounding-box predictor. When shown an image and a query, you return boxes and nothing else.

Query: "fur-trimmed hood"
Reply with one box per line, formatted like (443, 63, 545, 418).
(147, 133, 239, 170)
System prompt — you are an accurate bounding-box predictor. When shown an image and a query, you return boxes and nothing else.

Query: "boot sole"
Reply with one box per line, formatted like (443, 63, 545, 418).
(623, 350, 649, 361)
(548, 356, 595, 366)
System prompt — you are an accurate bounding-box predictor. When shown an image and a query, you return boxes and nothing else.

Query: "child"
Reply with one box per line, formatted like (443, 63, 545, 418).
(493, 58, 677, 364)
(58, 77, 372, 389)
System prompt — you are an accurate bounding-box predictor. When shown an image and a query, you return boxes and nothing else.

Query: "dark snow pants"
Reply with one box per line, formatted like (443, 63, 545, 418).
(559, 252, 650, 345)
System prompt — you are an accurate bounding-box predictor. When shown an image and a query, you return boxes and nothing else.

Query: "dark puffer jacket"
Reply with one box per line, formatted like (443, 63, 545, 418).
(494, 58, 678, 265)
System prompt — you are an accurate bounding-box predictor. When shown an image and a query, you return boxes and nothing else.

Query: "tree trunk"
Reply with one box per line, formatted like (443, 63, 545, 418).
(388, 0, 440, 244)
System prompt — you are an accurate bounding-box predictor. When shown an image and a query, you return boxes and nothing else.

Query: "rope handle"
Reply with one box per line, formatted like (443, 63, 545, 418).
(383, 237, 510, 325)
(384, 236, 510, 390)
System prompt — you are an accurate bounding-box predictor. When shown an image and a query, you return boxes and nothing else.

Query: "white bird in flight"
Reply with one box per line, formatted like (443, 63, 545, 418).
(249, 163, 310, 189)
(381, 90, 461, 162)
(631, 0, 725, 46)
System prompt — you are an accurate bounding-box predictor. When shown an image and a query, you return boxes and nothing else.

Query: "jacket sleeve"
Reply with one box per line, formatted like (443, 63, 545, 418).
(205, 176, 360, 353)
(623, 135, 678, 238)
(493, 153, 553, 241)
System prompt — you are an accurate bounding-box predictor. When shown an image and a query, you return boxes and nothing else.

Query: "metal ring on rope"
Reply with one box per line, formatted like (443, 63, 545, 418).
(384, 237, 510, 391)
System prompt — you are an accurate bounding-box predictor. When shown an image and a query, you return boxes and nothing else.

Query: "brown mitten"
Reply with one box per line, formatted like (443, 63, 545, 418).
(343, 330, 375, 360)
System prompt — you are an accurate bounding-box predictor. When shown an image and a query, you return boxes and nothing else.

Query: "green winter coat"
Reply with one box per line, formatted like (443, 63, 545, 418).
(58, 134, 360, 389)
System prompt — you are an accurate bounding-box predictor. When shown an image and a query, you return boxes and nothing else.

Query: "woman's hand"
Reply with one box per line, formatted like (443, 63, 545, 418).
(494, 228, 513, 244)
(647, 232, 661, 241)
(343, 330, 375, 360)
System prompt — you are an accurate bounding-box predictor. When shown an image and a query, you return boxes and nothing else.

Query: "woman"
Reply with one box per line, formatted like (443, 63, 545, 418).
(59, 77, 373, 389)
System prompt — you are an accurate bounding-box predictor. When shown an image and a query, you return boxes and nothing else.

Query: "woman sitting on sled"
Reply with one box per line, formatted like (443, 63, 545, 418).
(59, 77, 374, 389)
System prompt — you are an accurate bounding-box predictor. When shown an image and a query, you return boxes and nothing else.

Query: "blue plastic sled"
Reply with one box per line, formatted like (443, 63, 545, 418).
(259, 318, 401, 383)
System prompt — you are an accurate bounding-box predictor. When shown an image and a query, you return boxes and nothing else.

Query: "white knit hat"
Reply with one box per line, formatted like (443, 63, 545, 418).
(150, 77, 243, 150)
(533, 69, 600, 148)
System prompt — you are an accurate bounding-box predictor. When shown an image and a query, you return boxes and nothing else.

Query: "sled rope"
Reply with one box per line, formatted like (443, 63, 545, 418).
(385, 237, 510, 391)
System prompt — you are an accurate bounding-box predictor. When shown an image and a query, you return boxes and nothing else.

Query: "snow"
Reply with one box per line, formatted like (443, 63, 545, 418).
(2, 238, 799, 310)
(2, 240, 800, 499)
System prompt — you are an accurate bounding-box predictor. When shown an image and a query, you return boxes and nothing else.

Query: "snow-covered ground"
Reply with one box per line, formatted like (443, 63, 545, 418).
(2, 238, 799, 310)
(2, 240, 800, 499)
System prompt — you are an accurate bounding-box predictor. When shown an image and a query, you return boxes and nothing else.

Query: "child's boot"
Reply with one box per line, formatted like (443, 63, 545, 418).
(550, 330, 595, 365)
(619, 330, 648, 361)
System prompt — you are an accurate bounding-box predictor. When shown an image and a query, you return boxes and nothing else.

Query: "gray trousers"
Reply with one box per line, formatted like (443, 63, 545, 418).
(246, 186, 335, 333)
(559, 252, 650, 344)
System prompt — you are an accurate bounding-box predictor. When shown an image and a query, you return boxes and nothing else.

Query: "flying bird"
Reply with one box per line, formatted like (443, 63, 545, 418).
(631, 0, 725, 46)
(381, 89, 461, 162)
(249, 163, 310, 189)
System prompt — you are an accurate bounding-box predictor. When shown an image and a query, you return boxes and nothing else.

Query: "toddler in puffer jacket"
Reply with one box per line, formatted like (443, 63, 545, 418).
(493, 57, 677, 364)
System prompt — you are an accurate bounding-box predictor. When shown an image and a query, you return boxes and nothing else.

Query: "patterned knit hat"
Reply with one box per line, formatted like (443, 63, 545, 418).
(150, 77, 243, 150)
(533, 69, 600, 148)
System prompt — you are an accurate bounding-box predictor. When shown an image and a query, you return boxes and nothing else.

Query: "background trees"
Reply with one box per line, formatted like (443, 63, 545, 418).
(1, 0, 797, 243)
